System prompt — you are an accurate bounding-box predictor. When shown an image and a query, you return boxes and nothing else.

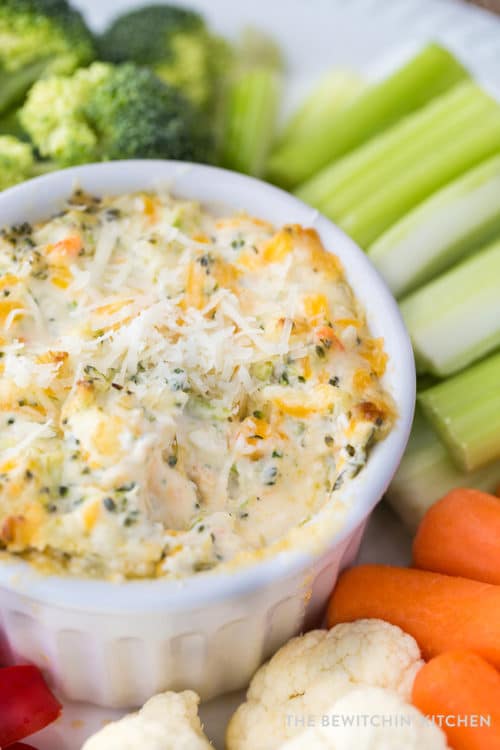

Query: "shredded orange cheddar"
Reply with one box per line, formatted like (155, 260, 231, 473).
(83, 501, 101, 532)
(92, 416, 124, 457)
(0, 299, 25, 326)
(192, 232, 210, 243)
(361, 337, 388, 377)
(46, 235, 82, 262)
(0, 274, 20, 290)
(303, 293, 330, 320)
(142, 195, 158, 221)
(352, 369, 373, 391)
(335, 318, 362, 328)
(272, 384, 337, 418)
(50, 266, 73, 289)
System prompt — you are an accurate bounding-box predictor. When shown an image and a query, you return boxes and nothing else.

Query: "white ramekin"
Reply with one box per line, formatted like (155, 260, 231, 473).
(0, 161, 415, 707)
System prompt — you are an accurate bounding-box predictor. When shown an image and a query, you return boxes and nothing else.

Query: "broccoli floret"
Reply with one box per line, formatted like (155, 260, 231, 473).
(0, 109, 26, 139)
(20, 62, 212, 166)
(99, 4, 230, 110)
(0, 136, 34, 189)
(0, 0, 95, 118)
(0, 135, 53, 190)
(85, 63, 211, 162)
(20, 63, 106, 165)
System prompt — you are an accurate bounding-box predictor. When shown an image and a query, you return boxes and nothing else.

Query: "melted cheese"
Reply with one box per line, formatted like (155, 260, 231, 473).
(0, 191, 394, 580)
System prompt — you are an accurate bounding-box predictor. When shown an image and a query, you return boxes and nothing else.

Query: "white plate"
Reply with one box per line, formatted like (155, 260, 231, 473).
(24, 0, 500, 747)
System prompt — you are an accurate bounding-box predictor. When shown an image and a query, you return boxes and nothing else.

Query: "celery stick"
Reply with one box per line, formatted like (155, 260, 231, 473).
(267, 43, 469, 188)
(401, 239, 500, 376)
(417, 374, 440, 392)
(219, 66, 281, 177)
(369, 155, 500, 297)
(336, 110, 500, 247)
(295, 82, 482, 211)
(274, 69, 364, 150)
(219, 30, 282, 178)
(322, 87, 493, 219)
(418, 351, 500, 472)
(386, 407, 500, 532)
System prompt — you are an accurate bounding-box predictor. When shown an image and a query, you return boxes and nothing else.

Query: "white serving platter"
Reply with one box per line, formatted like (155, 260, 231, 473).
(23, 0, 500, 746)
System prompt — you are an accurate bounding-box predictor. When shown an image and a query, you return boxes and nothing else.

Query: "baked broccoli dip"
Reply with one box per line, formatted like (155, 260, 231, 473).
(0, 191, 394, 579)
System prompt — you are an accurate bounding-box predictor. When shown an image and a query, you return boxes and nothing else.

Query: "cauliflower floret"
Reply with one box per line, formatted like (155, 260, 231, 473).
(278, 687, 448, 749)
(226, 619, 424, 750)
(82, 690, 212, 750)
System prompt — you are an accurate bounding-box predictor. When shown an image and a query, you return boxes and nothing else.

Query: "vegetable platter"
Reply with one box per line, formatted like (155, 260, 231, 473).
(0, 0, 499, 747)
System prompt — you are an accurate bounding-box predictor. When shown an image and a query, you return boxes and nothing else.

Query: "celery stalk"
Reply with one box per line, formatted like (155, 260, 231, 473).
(219, 30, 282, 178)
(219, 67, 281, 177)
(336, 110, 500, 247)
(369, 155, 500, 297)
(418, 351, 500, 472)
(318, 86, 493, 219)
(334, 107, 495, 221)
(267, 43, 469, 188)
(417, 374, 440, 392)
(386, 407, 500, 532)
(298, 84, 498, 217)
(296, 81, 480, 210)
(273, 69, 364, 150)
(401, 239, 500, 376)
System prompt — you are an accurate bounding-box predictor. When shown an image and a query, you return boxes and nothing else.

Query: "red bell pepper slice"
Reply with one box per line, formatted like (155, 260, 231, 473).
(7, 744, 39, 749)
(0, 665, 61, 746)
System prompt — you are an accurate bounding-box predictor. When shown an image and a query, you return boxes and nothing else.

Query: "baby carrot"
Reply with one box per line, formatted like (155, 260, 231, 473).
(412, 650, 500, 750)
(327, 564, 500, 667)
(413, 488, 500, 584)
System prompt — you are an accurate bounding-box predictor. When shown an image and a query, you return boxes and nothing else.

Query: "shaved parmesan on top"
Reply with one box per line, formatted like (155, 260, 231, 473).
(0, 191, 393, 579)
